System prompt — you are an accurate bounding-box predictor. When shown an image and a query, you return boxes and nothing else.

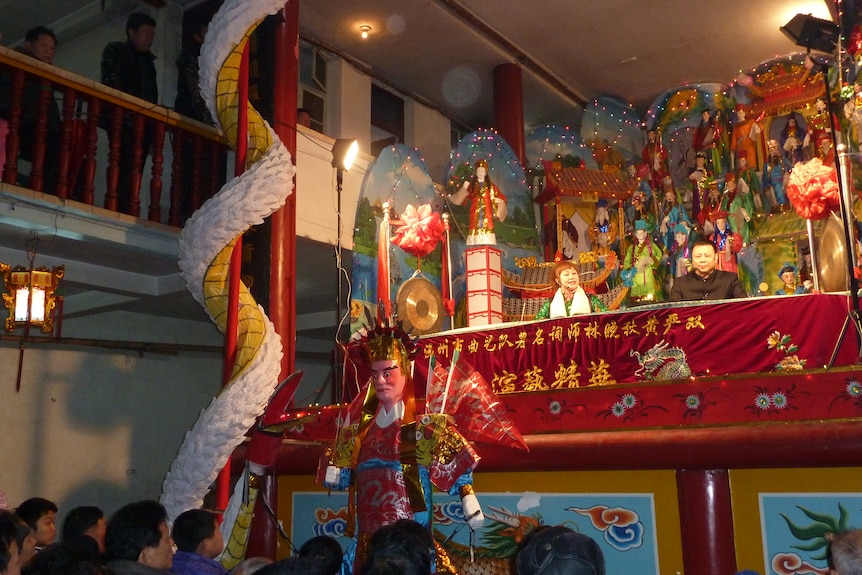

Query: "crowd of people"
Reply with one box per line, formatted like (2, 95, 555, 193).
(5, 495, 862, 575)
(0, 494, 604, 575)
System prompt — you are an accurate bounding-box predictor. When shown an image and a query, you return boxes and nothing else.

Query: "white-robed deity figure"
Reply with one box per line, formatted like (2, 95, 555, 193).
(449, 159, 508, 245)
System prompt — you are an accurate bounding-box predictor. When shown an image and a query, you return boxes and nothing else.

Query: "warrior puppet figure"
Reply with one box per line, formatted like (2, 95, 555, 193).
(320, 320, 488, 574)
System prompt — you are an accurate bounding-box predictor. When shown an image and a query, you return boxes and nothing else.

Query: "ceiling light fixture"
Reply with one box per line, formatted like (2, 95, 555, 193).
(360, 25, 371, 39)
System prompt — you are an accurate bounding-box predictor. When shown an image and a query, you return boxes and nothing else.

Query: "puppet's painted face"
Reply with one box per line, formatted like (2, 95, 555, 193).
(675, 232, 687, 246)
(476, 166, 487, 180)
(781, 270, 797, 285)
(372, 359, 406, 410)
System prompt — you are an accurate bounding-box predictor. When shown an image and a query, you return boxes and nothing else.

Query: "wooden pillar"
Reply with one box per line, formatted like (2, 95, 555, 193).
(3, 70, 24, 185)
(676, 469, 737, 575)
(245, 0, 300, 560)
(56, 87, 76, 199)
(493, 63, 525, 166)
(81, 98, 100, 206)
(169, 129, 185, 227)
(149, 123, 166, 222)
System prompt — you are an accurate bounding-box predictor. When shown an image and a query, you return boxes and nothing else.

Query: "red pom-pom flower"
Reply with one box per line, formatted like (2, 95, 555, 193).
(785, 157, 839, 220)
(391, 203, 445, 258)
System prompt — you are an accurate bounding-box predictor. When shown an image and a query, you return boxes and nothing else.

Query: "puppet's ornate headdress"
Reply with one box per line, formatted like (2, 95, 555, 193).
(353, 317, 417, 375)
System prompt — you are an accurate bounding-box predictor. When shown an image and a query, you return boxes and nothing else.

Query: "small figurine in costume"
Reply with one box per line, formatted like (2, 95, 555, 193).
(710, 210, 742, 274)
(694, 109, 722, 174)
(736, 152, 767, 214)
(724, 173, 755, 246)
(624, 164, 654, 235)
(320, 319, 524, 574)
(534, 260, 608, 319)
(806, 97, 840, 161)
(587, 198, 618, 255)
(775, 262, 808, 295)
(780, 116, 804, 165)
(658, 182, 690, 252)
(697, 179, 722, 235)
(668, 223, 693, 281)
(730, 105, 762, 170)
(623, 220, 663, 304)
(688, 152, 711, 221)
(843, 82, 862, 146)
(449, 159, 507, 245)
(642, 129, 668, 190)
(761, 140, 791, 211)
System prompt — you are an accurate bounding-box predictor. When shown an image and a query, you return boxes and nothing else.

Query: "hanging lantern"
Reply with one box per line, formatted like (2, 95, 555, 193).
(1, 263, 64, 333)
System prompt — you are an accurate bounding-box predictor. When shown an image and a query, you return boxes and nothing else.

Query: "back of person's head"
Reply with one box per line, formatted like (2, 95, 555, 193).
(24, 26, 56, 44)
(229, 556, 272, 575)
(126, 13, 156, 33)
(105, 500, 167, 562)
(516, 525, 605, 575)
(62, 507, 103, 543)
(20, 543, 109, 575)
(0, 512, 19, 573)
(254, 557, 317, 575)
(831, 529, 862, 575)
(362, 521, 431, 575)
(14, 499, 57, 531)
(297, 535, 342, 575)
(171, 509, 216, 553)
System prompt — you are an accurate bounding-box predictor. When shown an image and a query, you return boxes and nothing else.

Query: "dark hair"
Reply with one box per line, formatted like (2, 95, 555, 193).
(516, 525, 605, 575)
(255, 556, 318, 575)
(362, 521, 431, 575)
(62, 507, 104, 543)
(0, 512, 18, 573)
(692, 239, 716, 253)
(126, 13, 156, 33)
(20, 542, 110, 575)
(830, 529, 862, 575)
(298, 535, 343, 575)
(105, 500, 167, 561)
(15, 497, 58, 530)
(172, 509, 217, 553)
(24, 26, 56, 44)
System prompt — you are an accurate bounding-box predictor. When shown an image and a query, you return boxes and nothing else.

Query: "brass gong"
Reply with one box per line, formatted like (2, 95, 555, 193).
(818, 212, 849, 293)
(396, 276, 444, 335)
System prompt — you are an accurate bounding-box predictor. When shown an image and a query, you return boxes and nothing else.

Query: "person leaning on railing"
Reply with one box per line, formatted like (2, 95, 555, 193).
(0, 26, 61, 194)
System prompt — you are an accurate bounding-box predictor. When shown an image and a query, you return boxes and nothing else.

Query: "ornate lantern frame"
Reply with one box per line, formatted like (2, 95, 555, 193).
(1, 263, 65, 333)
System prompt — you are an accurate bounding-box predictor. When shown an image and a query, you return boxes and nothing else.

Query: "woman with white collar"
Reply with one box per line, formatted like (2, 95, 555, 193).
(535, 260, 607, 319)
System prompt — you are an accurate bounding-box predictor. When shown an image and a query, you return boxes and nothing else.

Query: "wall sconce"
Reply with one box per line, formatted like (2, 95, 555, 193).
(1, 263, 65, 333)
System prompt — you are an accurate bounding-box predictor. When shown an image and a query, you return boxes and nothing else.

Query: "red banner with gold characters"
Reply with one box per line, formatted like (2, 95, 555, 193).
(414, 294, 859, 394)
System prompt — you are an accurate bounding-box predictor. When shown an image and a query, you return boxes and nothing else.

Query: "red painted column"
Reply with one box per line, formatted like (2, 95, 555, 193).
(245, 0, 300, 560)
(493, 63, 525, 165)
(676, 469, 737, 575)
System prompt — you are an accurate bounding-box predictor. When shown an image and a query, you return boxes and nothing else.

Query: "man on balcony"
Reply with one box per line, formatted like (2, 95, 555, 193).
(0, 26, 61, 195)
(100, 13, 158, 216)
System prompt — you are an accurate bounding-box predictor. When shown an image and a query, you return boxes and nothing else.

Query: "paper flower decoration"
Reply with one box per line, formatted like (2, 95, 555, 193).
(786, 157, 839, 220)
(391, 203, 445, 258)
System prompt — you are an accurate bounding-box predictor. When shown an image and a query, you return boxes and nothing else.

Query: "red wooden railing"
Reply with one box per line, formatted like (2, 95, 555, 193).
(0, 46, 229, 227)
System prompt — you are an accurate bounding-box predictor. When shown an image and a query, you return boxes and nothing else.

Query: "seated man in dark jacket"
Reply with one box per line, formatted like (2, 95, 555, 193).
(669, 239, 746, 302)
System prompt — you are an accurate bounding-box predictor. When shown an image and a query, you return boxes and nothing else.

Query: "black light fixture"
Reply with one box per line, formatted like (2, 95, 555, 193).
(780, 13, 839, 54)
(331, 139, 359, 172)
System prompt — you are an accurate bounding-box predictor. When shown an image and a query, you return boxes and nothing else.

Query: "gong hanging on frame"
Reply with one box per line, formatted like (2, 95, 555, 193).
(818, 212, 849, 293)
(395, 276, 444, 335)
